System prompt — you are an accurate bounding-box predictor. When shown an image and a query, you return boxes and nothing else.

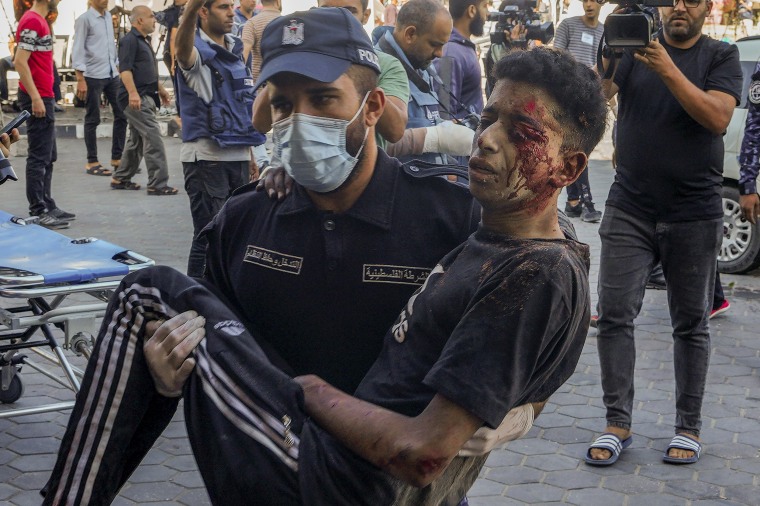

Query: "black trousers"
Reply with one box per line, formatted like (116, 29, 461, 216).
(83, 76, 127, 163)
(18, 92, 57, 215)
(182, 160, 248, 277)
(565, 165, 593, 203)
(43, 266, 392, 505)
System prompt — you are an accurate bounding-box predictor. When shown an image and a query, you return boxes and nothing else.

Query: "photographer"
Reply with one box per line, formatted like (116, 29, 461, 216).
(587, 0, 742, 467)
(483, 0, 551, 97)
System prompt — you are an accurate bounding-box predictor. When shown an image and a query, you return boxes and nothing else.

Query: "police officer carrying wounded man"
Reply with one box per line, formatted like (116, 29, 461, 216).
(42, 7, 608, 505)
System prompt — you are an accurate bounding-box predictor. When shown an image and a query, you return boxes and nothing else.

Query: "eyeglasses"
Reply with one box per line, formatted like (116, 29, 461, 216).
(673, 0, 702, 8)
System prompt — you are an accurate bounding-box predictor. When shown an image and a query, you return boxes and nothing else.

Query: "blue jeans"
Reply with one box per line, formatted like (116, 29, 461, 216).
(183, 160, 248, 278)
(596, 205, 722, 437)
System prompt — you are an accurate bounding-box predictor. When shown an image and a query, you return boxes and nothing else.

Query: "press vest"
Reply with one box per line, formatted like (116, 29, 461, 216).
(377, 32, 445, 164)
(177, 32, 261, 148)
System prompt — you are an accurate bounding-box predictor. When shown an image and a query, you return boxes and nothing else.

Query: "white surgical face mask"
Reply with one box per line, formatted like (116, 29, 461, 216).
(271, 92, 370, 193)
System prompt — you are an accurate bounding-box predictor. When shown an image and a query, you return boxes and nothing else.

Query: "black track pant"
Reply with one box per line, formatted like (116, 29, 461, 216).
(43, 266, 391, 505)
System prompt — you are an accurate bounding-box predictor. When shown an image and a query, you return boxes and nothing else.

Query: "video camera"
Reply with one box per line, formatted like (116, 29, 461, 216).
(487, 0, 554, 45)
(602, 0, 672, 48)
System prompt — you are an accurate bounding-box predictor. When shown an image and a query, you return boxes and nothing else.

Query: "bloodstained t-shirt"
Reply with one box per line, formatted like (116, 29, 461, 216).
(16, 10, 54, 98)
(355, 226, 590, 429)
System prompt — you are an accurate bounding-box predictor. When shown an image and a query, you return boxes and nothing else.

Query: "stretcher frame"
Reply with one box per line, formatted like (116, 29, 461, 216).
(0, 211, 154, 418)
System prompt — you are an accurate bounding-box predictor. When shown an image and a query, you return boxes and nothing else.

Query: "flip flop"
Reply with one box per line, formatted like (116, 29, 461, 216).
(585, 433, 633, 466)
(663, 434, 701, 465)
(86, 164, 112, 176)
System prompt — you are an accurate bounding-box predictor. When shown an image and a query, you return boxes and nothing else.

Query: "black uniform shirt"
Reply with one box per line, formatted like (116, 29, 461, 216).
(203, 149, 480, 393)
(118, 28, 158, 105)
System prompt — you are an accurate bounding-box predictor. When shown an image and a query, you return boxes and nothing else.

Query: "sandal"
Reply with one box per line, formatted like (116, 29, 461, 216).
(585, 433, 633, 467)
(86, 165, 112, 176)
(663, 434, 701, 465)
(147, 186, 178, 196)
(111, 180, 141, 190)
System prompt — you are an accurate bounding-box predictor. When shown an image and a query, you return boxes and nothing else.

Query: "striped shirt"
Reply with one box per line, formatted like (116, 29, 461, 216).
(241, 7, 281, 84)
(552, 16, 604, 68)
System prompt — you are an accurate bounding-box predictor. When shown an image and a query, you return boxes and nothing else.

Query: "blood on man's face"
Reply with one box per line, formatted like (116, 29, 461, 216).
(468, 79, 567, 215)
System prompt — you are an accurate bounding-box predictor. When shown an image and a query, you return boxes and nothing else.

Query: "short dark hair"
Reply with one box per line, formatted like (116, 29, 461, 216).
(492, 48, 607, 155)
(449, 0, 479, 20)
(346, 64, 378, 98)
(396, 0, 449, 34)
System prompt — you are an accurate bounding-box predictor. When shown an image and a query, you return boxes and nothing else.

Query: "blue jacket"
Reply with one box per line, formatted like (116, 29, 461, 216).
(740, 61, 760, 195)
(176, 32, 262, 148)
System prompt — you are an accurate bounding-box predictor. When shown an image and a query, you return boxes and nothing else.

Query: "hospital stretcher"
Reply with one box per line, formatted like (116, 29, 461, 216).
(0, 210, 154, 418)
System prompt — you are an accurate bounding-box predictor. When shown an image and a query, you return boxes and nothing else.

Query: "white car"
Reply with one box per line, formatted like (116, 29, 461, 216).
(721, 36, 760, 274)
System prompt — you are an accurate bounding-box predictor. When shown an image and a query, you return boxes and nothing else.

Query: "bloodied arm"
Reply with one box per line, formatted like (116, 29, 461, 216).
(294, 375, 482, 488)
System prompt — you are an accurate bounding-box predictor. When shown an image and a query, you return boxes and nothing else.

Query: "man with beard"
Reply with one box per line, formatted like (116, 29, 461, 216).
(377, 0, 475, 164)
(42, 10, 603, 500)
(435, 0, 488, 121)
(174, 0, 259, 277)
(586, 0, 742, 467)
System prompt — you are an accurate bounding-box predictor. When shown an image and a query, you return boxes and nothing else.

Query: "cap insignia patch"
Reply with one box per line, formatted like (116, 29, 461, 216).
(282, 20, 304, 46)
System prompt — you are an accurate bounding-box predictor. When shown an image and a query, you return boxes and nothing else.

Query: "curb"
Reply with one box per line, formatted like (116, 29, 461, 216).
(17, 118, 178, 139)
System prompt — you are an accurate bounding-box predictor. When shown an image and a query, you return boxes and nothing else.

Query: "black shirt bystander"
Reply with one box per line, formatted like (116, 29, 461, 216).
(118, 27, 159, 107)
(610, 34, 742, 222)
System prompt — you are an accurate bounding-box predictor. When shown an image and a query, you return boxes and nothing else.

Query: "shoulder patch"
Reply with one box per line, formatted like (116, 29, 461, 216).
(749, 81, 760, 105)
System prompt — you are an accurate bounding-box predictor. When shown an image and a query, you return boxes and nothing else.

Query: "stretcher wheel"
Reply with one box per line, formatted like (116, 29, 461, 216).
(0, 373, 24, 404)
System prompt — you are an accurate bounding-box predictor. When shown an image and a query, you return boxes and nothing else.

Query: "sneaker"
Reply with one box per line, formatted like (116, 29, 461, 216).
(581, 202, 602, 223)
(709, 299, 730, 319)
(49, 207, 76, 220)
(34, 212, 69, 230)
(564, 201, 582, 218)
(590, 315, 598, 328)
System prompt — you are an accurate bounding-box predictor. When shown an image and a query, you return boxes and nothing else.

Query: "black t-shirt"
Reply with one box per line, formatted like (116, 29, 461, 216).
(202, 149, 480, 394)
(118, 28, 159, 106)
(610, 34, 742, 222)
(355, 226, 590, 429)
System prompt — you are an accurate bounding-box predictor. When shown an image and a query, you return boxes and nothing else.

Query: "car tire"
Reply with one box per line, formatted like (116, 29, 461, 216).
(719, 185, 760, 274)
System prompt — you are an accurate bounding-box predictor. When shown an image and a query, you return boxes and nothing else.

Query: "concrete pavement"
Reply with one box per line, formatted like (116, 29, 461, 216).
(0, 137, 758, 505)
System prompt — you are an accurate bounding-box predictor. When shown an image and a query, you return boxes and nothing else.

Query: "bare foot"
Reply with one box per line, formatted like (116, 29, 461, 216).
(589, 426, 631, 461)
(85, 161, 101, 168)
(668, 433, 700, 460)
(110, 159, 121, 168)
